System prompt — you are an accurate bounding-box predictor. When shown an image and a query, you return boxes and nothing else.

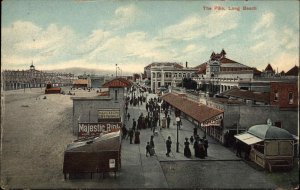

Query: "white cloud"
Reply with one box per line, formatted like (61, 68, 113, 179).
(76, 29, 111, 55)
(15, 24, 75, 52)
(183, 44, 197, 53)
(249, 42, 265, 52)
(107, 4, 140, 30)
(162, 14, 203, 41)
(2, 21, 77, 68)
(280, 27, 299, 49)
(249, 15, 298, 73)
(252, 12, 275, 32)
(256, 52, 299, 72)
(162, 11, 240, 41)
(86, 31, 176, 64)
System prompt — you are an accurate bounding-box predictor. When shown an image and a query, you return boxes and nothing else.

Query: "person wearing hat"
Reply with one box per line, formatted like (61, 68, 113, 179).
(166, 136, 172, 157)
(184, 137, 191, 158)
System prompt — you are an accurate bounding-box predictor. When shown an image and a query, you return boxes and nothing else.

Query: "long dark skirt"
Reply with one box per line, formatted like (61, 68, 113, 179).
(184, 146, 191, 158)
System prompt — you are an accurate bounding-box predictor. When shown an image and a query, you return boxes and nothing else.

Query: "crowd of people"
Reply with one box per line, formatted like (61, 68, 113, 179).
(121, 85, 210, 159)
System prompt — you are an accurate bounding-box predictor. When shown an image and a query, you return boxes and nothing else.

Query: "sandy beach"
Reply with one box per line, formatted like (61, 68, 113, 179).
(1, 87, 89, 188)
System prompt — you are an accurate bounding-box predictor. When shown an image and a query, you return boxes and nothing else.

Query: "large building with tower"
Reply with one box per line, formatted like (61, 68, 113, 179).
(2, 64, 75, 90)
(193, 49, 298, 95)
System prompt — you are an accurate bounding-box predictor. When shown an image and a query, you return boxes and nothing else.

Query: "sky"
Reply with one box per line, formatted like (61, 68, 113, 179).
(1, 0, 299, 74)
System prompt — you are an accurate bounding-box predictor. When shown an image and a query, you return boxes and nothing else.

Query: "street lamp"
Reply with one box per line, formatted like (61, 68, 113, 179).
(116, 64, 118, 77)
(176, 116, 180, 152)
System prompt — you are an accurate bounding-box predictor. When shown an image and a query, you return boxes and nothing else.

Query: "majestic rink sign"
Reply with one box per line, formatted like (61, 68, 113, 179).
(78, 122, 121, 137)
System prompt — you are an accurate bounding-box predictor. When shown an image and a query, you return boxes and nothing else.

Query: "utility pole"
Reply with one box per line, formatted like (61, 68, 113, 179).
(176, 116, 180, 152)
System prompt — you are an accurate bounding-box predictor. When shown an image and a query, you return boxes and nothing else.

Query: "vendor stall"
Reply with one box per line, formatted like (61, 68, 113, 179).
(235, 124, 295, 172)
(63, 131, 121, 179)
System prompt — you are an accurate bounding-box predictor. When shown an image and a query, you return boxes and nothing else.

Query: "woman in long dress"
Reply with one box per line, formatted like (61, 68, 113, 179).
(184, 138, 191, 158)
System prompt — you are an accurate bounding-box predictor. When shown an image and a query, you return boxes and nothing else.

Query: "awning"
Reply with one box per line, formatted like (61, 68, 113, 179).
(161, 93, 223, 124)
(235, 133, 263, 145)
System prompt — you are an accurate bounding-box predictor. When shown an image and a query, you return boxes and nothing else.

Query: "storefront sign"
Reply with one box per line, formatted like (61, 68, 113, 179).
(109, 159, 116, 168)
(78, 122, 121, 137)
(201, 114, 223, 127)
(98, 108, 120, 122)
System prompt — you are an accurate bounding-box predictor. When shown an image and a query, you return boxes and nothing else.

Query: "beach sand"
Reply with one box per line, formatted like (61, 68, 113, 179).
(1, 87, 98, 188)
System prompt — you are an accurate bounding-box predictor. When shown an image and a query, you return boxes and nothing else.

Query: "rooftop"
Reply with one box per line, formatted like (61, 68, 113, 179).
(73, 79, 88, 85)
(161, 93, 223, 123)
(248, 124, 294, 140)
(145, 62, 184, 70)
(220, 87, 270, 103)
(264, 64, 275, 72)
(66, 131, 121, 152)
(285, 65, 299, 76)
(102, 77, 132, 88)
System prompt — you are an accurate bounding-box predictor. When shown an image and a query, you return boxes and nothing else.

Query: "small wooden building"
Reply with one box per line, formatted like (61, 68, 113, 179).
(73, 79, 88, 89)
(235, 124, 294, 172)
(63, 131, 121, 179)
(45, 83, 61, 94)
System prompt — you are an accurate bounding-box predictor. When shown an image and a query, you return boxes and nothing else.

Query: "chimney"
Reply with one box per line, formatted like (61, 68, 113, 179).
(186, 61, 188, 68)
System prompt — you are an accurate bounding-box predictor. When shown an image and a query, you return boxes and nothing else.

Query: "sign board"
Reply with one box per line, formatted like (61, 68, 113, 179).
(201, 114, 223, 127)
(109, 159, 116, 168)
(98, 108, 120, 122)
(78, 122, 121, 137)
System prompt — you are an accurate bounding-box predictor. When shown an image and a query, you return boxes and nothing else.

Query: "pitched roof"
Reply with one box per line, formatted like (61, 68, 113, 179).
(194, 50, 252, 71)
(144, 62, 183, 69)
(219, 57, 238, 64)
(264, 64, 274, 72)
(253, 68, 262, 75)
(194, 63, 207, 74)
(285, 65, 299, 76)
(220, 87, 270, 103)
(102, 78, 132, 88)
(161, 93, 223, 123)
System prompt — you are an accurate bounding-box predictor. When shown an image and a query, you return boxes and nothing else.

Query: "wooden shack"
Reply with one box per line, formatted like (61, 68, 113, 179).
(235, 124, 295, 172)
(63, 131, 121, 179)
(45, 83, 61, 94)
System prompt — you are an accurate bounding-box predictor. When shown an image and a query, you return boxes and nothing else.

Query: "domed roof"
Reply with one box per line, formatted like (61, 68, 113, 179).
(248, 125, 294, 140)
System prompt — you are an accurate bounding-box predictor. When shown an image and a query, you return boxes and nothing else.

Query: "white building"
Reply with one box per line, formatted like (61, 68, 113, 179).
(150, 62, 198, 93)
(194, 49, 298, 95)
(194, 49, 262, 94)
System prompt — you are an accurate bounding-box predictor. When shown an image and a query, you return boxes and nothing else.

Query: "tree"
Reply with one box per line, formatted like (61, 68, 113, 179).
(182, 78, 197, 90)
(133, 73, 140, 82)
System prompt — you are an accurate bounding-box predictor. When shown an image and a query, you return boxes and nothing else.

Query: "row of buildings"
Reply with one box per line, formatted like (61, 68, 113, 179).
(144, 49, 299, 147)
(2, 64, 75, 90)
(144, 49, 298, 94)
(1, 64, 134, 91)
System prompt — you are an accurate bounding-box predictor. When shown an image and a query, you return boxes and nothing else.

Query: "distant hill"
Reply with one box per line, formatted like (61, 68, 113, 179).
(44, 67, 115, 76)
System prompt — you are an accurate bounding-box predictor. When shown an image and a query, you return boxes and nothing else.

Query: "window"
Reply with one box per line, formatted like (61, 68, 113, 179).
(274, 90, 279, 101)
(179, 73, 182, 78)
(166, 72, 172, 78)
(288, 92, 294, 104)
(115, 90, 118, 101)
(174, 73, 177, 78)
